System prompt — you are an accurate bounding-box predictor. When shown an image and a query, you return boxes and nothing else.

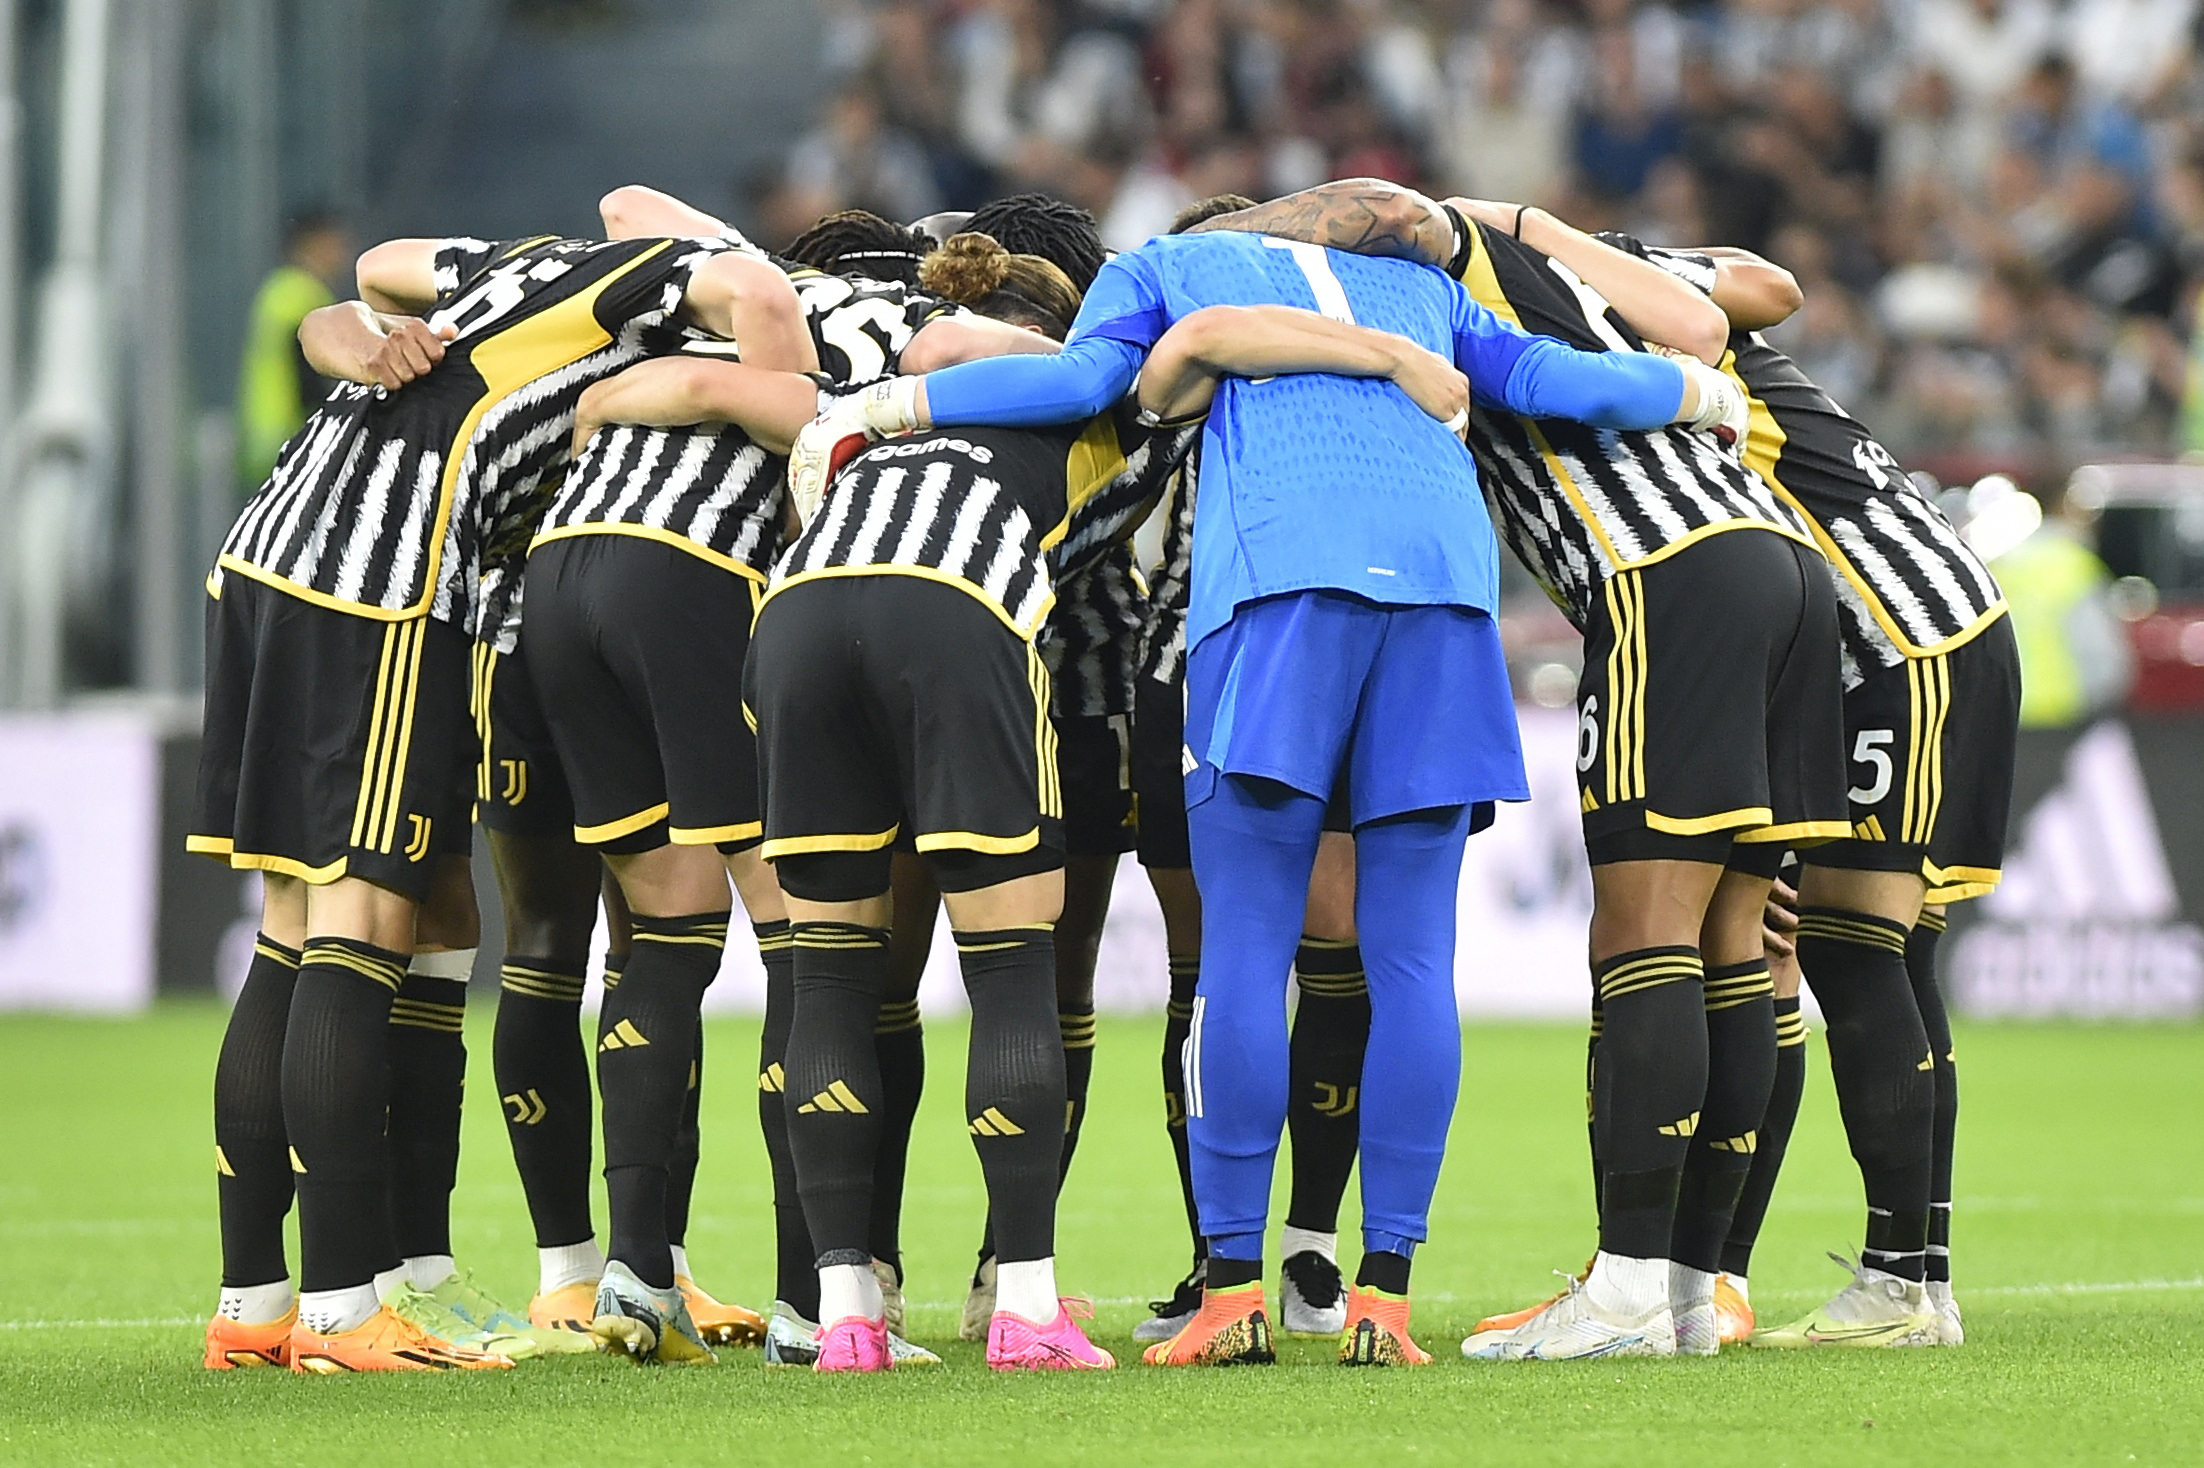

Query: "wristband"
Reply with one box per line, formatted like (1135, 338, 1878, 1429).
(1513, 205, 1531, 239)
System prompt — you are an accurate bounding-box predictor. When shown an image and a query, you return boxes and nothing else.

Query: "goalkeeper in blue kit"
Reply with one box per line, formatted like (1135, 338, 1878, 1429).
(791, 216, 1747, 1367)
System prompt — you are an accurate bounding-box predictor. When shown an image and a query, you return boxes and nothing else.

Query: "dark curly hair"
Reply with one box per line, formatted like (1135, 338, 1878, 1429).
(782, 209, 935, 287)
(962, 193, 1107, 293)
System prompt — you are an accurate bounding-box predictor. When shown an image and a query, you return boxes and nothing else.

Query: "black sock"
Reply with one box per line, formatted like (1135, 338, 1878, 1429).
(492, 957, 594, 1249)
(1161, 955, 1203, 1260)
(1286, 938, 1368, 1236)
(1722, 995, 1806, 1277)
(1058, 1002, 1097, 1180)
(957, 926, 1066, 1265)
(215, 935, 300, 1287)
(752, 922, 819, 1317)
(1586, 999, 1604, 1212)
(869, 995, 924, 1279)
(1206, 1256, 1261, 1290)
(386, 968, 467, 1261)
(665, 1028, 702, 1256)
(1591, 946, 1706, 1260)
(1671, 961, 1775, 1273)
(1910, 911, 1956, 1284)
(283, 938, 406, 1292)
(1798, 908, 1933, 1283)
(1355, 1250, 1411, 1295)
(785, 923, 891, 1264)
(598, 912, 724, 1290)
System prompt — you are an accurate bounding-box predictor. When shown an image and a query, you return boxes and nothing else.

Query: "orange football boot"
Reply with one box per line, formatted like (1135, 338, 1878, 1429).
(1141, 1282, 1276, 1367)
(204, 1306, 296, 1370)
(1338, 1286, 1432, 1366)
(528, 1282, 598, 1336)
(678, 1276, 767, 1347)
(1714, 1274, 1755, 1345)
(289, 1306, 515, 1374)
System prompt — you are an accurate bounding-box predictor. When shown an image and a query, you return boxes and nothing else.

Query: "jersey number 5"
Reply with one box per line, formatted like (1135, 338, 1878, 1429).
(1848, 729, 1894, 806)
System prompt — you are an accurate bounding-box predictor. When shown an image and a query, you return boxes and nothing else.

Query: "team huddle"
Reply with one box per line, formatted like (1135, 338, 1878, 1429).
(190, 172, 2019, 1374)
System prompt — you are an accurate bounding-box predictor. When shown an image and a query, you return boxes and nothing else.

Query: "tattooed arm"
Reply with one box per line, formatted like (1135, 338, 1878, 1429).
(1184, 177, 1458, 269)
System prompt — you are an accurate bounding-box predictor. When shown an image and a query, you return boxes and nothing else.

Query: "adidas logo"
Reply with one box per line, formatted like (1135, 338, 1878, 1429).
(598, 1019, 649, 1052)
(796, 1080, 868, 1115)
(1985, 722, 2175, 922)
(967, 1107, 1025, 1137)
(757, 1062, 785, 1093)
(1657, 1110, 1700, 1138)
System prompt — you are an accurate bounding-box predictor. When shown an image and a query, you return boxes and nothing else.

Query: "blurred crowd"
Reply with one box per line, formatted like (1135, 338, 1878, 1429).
(769, 0, 2204, 460)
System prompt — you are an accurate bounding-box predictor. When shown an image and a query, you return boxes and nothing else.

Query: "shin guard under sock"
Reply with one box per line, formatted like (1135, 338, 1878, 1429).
(957, 926, 1066, 1265)
(1591, 946, 1707, 1260)
(1910, 911, 1957, 1283)
(215, 935, 300, 1288)
(493, 957, 594, 1248)
(1058, 1002, 1097, 1180)
(785, 924, 891, 1265)
(1286, 938, 1368, 1235)
(1722, 995, 1806, 1277)
(752, 922, 819, 1317)
(598, 912, 725, 1290)
(1798, 909, 1933, 1282)
(283, 939, 407, 1292)
(386, 966, 468, 1261)
(665, 1030, 702, 1253)
(869, 996, 925, 1276)
(1671, 961, 1775, 1274)
(1161, 955, 1203, 1257)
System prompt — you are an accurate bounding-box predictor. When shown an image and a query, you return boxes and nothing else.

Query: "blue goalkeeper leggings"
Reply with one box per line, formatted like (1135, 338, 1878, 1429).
(1186, 775, 1472, 1262)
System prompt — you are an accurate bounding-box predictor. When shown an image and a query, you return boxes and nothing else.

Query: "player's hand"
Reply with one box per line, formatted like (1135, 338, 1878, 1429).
(1762, 875, 1800, 961)
(570, 381, 611, 462)
(1389, 343, 1472, 437)
(786, 378, 925, 530)
(366, 318, 456, 392)
(1673, 356, 1748, 452)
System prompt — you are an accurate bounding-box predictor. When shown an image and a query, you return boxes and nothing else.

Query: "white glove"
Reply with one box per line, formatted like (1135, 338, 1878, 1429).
(786, 376, 925, 530)
(1673, 357, 1749, 452)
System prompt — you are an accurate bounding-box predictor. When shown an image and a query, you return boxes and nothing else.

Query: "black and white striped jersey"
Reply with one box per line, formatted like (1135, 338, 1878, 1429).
(215, 235, 726, 641)
(783, 266, 960, 382)
(1451, 222, 1815, 632)
(1042, 548, 1150, 719)
(769, 404, 1191, 640)
(1136, 438, 1199, 688)
(1611, 236, 2009, 677)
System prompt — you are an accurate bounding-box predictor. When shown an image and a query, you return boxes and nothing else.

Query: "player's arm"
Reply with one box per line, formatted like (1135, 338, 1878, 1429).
(1136, 305, 1468, 427)
(1452, 289, 1744, 439)
(899, 313, 1064, 375)
(297, 301, 456, 391)
(1687, 247, 1804, 331)
(680, 253, 819, 373)
(1449, 199, 1729, 365)
(600, 184, 732, 241)
(570, 357, 820, 459)
(354, 239, 443, 315)
(1184, 178, 1459, 270)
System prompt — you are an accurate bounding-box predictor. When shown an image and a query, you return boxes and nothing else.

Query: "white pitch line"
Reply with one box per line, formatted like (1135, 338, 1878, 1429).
(0, 1316, 201, 1331)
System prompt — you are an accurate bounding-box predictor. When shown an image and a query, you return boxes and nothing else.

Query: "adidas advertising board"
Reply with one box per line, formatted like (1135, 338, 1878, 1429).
(1949, 719, 2204, 1020)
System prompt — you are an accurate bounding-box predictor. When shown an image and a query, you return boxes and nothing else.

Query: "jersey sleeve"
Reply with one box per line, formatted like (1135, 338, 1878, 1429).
(596, 238, 735, 331)
(1597, 232, 1720, 299)
(1448, 276, 1686, 430)
(432, 238, 516, 298)
(1065, 248, 1171, 351)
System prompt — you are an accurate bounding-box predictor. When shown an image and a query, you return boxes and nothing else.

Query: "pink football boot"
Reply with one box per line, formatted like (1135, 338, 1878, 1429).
(813, 1315, 892, 1374)
(987, 1298, 1116, 1372)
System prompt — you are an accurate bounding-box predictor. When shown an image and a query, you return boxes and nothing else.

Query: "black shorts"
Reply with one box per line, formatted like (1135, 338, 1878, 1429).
(1131, 674, 1189, 870)
(1058, 712, 1135, 858)
(191, 575, 473, 901)
(747, 574, 1064, 902)
(473, 637, 577, 841)
(522, 534, 763, 854)
(1578, 528, 1849, 865)
(1735, 615, 2019, 902)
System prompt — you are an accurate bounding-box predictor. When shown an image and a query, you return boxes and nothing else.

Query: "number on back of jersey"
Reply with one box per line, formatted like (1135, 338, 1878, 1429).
(792, 271, 951, 385)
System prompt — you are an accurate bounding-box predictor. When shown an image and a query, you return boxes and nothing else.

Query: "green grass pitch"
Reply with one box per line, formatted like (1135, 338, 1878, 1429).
(1, 1006, 2198, 1465)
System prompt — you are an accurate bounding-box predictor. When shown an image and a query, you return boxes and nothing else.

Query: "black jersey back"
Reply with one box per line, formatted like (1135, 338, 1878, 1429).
(1043, 547, 1150, 719)
(1450, 222, 1812, 631)
(217, 235, 724, 636)
(770, 407, 1191, 639)
(1136, 436, 1200, 687)
(1613, 237, 2007, 673)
